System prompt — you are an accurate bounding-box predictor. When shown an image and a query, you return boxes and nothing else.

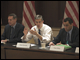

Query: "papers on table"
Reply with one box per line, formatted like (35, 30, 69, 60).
(50, 44, 72, 52)
(56, 44, 71, 50)
(30, 44, 36, 47)
(1, 41, 5, 44)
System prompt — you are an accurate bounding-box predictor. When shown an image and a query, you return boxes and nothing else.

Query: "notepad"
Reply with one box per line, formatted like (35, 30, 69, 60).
(56, 44, 71, 50)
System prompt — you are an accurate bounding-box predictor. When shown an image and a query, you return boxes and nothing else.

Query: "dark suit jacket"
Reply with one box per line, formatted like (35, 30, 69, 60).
(1, 23, 24, 43)
(52, 26, 79, 48)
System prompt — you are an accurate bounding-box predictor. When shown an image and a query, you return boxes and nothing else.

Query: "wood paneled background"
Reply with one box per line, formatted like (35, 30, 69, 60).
(1, 1, 66, 28)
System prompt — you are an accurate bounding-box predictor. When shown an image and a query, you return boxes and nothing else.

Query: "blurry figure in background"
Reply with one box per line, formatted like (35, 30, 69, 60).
(1, 13, 24, 43)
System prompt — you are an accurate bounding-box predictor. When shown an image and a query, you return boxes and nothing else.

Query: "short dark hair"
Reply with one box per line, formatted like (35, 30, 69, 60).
(8, 13, 17, 19)
(64, 17, 73, 24)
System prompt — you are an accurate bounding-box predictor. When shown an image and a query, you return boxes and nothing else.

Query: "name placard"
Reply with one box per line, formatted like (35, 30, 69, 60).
(75, 47, 79, 53)
(50, 45, 64, 52)
(16, 43, 31, 48)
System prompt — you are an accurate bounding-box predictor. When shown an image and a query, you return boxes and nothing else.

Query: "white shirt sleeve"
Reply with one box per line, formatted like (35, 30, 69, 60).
(41, 27, 53, 44)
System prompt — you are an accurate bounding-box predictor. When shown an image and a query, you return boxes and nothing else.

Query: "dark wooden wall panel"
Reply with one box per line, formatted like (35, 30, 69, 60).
(35, 1, 66, 28)
(1, 1, 66, 28)
(1, 1, 23, 24)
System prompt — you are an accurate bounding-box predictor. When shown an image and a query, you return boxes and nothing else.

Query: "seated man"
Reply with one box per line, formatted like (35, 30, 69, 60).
(49, 17, 79, 48)
(21, 15, 53, 45)
(1, 13, 24, 43)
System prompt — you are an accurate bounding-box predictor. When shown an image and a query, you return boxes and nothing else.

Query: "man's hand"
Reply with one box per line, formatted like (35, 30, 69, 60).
(30, 28, 38, 35)
(56, 43, 61, 45)
(49, 42, 55, 46)
(1, 39, 8, 43)
(30, 28, 42, 40)
(23, 28, 28, 39)
(23, 28, 28, 36)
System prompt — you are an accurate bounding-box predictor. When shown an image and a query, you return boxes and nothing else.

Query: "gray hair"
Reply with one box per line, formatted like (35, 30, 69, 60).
(8, 13, 17, 19)
(35, 15, 43, 21)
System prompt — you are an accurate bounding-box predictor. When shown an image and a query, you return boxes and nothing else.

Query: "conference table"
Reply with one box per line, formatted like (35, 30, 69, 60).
(1, 42, 79, 59)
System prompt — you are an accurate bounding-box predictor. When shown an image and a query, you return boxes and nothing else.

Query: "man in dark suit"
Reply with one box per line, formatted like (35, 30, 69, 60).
(49, 17, 79, 48)
(1, 13, 24, 43)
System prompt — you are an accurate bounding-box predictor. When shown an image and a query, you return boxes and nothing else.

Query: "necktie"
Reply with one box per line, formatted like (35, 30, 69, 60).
(38, 29, 41, 45)
(10, 27, 15, 39)
(66, 32, 70, 44)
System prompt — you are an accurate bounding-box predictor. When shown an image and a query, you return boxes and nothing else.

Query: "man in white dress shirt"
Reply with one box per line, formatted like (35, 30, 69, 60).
(21, 15, 53, 45)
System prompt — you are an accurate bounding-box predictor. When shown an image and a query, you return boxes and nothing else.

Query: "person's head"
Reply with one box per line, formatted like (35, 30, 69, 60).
(8, 13, 17, 26)
(63, 17, 73, 32)
(35, 15, 44, 29)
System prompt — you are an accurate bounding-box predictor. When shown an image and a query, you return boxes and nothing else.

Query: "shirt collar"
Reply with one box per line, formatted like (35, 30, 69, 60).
(11, 22, 17, 29)
(68, 26, 73, 34)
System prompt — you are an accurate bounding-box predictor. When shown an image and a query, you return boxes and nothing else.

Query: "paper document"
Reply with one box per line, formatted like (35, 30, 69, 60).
(31, 44, 36, 47)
